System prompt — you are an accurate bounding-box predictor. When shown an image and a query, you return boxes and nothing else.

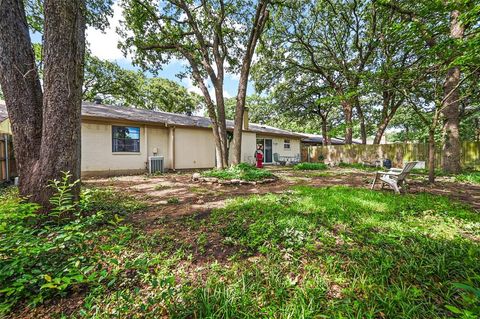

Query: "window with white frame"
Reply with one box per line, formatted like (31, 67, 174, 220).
(284, 139, 291, 149)
(112, 126, 140, 152)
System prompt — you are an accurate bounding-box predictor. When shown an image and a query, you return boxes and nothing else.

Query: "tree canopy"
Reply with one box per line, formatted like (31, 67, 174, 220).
(83, 55, 203, 114)
(118, 0, 272, 168)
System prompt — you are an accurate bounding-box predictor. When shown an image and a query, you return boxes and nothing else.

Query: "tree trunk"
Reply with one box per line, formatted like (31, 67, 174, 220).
(35, 0, 86, 203)
(427, 129, 436, 183)
(231, 1, 269, 165)
(0, 0, 86, 206)
(373, 98, 402, 145)
(341, 101, 353, 144)
(231, 61, 250, 165)
(355, 103, 367, 144)
(320, 116, 329, 146)
(441, 10, 464, 174)
(373, 121, 387, 145)
(475, 118, 480, 142)
(214, 85, 228, 168)
(0, 0, 44, 197)
(203, 101, 226, 169)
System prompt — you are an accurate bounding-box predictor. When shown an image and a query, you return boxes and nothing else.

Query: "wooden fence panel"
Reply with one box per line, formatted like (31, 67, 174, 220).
(0, 134, 15, 182)
(302, 142, 480, 169)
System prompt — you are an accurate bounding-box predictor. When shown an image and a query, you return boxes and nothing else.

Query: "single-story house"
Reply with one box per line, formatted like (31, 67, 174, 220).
(300, 133, 362, 146)
(0, 101, 303, 176)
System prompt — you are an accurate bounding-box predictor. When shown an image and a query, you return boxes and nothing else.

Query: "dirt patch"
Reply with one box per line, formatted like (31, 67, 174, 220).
(84, 167, 480, 229)
(7, 292, 85, 319)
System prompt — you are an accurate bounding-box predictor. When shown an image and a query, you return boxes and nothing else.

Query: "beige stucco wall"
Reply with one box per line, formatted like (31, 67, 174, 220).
(146, 126, 171, 168)
(0, 119, 12, 134)
(81, 119, 300, 174)
(174, 127, 216, 169)
(226, 131, 258, 165)
(241, 132, 257, 164)
(81, 121, 170, 175)
(257, 135, 301, 161)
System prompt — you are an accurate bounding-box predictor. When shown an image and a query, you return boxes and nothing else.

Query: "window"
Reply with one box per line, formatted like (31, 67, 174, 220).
(112, 126, 140, 152)
(284, 139, 291, 149)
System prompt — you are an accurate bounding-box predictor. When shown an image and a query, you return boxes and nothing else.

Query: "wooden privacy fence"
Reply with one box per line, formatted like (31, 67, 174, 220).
(302, 142, 480, 170)
(0, 134, 16, 182)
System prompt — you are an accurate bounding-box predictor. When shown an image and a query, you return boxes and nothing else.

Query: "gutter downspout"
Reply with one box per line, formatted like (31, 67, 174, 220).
(4, 134, 9, 181)
(172, 127, 175, 171)
(168, 126, 176, 171)
(144, 125, 149, 168)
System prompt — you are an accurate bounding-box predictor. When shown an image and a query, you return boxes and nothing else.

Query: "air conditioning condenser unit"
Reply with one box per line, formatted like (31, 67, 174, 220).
(149, 156, 164, 174)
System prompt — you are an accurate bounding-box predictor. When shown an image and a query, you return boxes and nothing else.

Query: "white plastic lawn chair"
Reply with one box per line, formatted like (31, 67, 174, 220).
(371, 161, 418, 194)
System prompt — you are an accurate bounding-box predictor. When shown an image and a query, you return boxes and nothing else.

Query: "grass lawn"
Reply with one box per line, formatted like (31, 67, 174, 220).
(455, 171, 480, 185)
(1, 182, 479, 318)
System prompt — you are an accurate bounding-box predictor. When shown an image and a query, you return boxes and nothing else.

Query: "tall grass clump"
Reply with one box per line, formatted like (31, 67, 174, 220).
(202, 163, 275, 181)
(293, 162, 328, 170)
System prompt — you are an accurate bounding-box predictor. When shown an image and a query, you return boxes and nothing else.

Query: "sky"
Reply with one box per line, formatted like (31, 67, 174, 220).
(30, 3, 252, 99)
(84, 2, 252, 99)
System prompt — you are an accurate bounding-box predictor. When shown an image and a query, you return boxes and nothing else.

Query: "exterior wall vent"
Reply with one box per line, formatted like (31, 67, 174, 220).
(149, 156, 164, 174)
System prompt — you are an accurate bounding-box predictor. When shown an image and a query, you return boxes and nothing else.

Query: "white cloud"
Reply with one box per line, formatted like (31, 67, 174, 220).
(183, 77, 232, 100)
(86, 3, 127, 61)
(183, 77, 203, 95)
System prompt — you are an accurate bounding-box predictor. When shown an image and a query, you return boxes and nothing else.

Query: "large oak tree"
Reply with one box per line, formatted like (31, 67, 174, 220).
(255, 0, 380, 144)
(119, 0, 271, 168)
(381, 0, 480, 174)
(0, 0, 87, 206)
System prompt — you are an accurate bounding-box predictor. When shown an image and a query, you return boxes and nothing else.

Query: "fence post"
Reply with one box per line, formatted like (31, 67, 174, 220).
(5, 134, 9, 181)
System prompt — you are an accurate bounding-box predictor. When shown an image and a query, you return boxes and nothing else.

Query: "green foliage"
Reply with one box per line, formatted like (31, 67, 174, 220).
(293, 163, 328, 171)
(25, 0, 114, 33)
(83, 55, 202, 114)
(446, 282, 480, 319)
(48, 171, 80, 217)
(202, 163, 275, 181)
(206, 186, 480, 317)
(3, 181, 479, 317)
(455, 171, 480, 185)
(0, 182, 145, 315)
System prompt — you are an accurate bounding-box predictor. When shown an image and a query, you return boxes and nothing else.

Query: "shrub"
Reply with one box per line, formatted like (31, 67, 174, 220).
(202, 163, 275, 181)
(293, 162, 328, 170)
(0, 174, 144, 315)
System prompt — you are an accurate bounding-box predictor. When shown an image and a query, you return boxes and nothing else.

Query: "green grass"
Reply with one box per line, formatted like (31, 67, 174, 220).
(411, 168, 446, 176)
(293, 162, 328, 170)
(455, 171, 480, 184)
(204, 187, 480, 318)
(2, 184, 479, 318)
(202, 163, 275, 181)
(410, 169, 480, 184)
(338, 162, 381, 171)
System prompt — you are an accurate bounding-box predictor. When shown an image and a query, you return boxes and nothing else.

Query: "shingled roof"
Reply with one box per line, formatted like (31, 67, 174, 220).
(0, 102, 303, 138)
(299, 133, 362, 145)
